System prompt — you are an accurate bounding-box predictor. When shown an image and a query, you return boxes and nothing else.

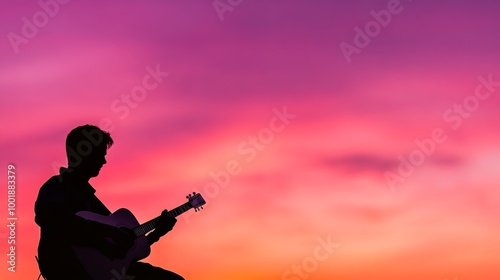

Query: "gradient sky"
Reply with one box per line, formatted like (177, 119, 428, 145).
(1, 0, 500, 279)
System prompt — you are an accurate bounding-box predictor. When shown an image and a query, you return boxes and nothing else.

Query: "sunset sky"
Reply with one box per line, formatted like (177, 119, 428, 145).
(1, 0, 500, 279)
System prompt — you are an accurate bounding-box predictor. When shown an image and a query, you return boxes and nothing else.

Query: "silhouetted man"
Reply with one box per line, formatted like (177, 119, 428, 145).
(35, 124, 184, 280)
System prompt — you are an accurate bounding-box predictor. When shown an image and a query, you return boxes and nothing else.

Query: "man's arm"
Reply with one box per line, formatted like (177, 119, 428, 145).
(146, 210, 177, 245)
(34, 183, 133, 251)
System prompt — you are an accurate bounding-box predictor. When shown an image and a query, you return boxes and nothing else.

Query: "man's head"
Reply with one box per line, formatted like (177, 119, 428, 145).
(66, 125, 113, 178)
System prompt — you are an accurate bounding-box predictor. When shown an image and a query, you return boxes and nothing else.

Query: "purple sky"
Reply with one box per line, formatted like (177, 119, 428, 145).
(1, 0, 500, 279)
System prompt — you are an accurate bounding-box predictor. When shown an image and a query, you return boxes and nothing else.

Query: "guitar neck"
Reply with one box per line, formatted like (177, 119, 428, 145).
(131, 201, 192, 237)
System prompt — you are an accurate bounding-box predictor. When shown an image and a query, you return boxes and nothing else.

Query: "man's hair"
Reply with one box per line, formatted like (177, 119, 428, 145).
(66, 124, 113, 165)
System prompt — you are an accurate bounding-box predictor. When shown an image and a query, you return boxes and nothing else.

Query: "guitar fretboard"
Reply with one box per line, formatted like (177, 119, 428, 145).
(132, 202, 192, 237)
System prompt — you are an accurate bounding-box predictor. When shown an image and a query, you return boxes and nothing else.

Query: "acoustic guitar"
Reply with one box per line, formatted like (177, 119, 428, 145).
(72, 192, 206, 280)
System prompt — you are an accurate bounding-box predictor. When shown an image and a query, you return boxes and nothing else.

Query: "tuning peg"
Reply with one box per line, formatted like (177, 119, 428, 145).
(186, 195, 189, 199)
(192, 191, 196, 195)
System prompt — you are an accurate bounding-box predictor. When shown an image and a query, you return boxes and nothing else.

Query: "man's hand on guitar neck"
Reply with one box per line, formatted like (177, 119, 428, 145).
(147, 209, 177, 245)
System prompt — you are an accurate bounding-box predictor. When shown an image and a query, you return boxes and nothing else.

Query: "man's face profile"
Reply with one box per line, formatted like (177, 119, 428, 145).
(81, 147, 107, 178)
(65, 125, 113, 179)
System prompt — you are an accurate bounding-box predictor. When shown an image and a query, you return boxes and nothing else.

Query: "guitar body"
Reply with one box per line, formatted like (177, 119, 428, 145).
(73, 208, 151, 280)
(70, 193, 206, 280)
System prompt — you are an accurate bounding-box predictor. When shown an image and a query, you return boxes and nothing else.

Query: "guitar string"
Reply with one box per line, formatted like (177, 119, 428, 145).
(132, 202, 192, 236)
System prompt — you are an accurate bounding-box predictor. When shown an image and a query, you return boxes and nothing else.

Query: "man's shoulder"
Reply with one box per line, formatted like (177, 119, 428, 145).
(40, 167, 74, 188)
(34, 175, 68, 213)
(41, 175, 65, 189)
(36, 175, 69, 199)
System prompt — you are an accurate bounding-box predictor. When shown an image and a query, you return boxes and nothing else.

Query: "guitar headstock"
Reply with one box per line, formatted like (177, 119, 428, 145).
(187, 192, 206, 212)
